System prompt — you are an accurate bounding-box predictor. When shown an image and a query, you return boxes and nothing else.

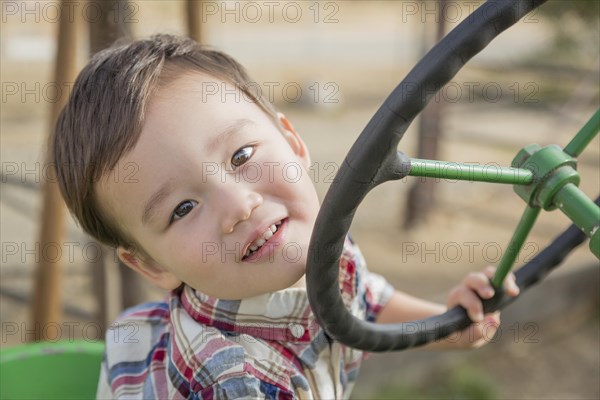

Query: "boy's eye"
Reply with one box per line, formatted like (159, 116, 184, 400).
(231, 145, 255, 168)
(171, 200, 197, 222)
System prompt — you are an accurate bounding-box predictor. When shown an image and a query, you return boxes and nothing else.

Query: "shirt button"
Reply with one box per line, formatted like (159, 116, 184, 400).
(288, 323, 305, 339)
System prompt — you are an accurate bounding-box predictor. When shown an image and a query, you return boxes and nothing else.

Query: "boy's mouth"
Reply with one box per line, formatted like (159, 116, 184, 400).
(242, 218, 287, 262)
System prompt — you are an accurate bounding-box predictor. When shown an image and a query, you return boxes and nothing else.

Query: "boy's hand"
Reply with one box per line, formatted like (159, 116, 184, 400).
(446, 266, 520, 348)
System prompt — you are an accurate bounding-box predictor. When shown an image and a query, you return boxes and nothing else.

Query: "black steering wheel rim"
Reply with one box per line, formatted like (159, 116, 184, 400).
(304, 0, 570, 352)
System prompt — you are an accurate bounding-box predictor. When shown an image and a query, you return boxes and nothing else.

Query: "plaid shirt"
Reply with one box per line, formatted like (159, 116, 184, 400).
(97, 237, 394, 399)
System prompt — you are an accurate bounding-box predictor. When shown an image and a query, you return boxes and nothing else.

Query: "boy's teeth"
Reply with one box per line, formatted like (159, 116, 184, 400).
(245, 220, 282, 258)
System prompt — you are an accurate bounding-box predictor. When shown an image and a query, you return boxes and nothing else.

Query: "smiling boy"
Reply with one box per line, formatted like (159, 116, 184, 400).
(52, 35, 518, 399)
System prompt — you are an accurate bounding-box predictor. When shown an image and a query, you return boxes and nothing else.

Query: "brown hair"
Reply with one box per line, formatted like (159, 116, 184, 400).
(52, 34, 279, 251)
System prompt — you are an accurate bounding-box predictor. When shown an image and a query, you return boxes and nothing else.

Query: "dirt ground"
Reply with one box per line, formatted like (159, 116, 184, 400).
(2, 2, 599, 399)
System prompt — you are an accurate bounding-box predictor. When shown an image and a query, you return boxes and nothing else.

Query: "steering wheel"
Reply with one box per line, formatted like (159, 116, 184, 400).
(306, 0, 600, 352)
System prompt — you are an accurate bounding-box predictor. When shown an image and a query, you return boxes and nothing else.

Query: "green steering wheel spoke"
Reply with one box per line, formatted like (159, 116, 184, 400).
(553, 183, 600, 258)
(564, 108, 600, 158)
(492, 205, 541, 288)
(408, 159, 534, 185)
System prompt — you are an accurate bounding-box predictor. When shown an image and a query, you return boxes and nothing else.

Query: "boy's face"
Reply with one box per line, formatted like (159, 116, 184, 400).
(98, 73, 320, 299)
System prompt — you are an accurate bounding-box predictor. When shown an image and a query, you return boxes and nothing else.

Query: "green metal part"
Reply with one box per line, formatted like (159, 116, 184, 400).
(590, 229, 600, 260)
(512, 144, 579, 209)
(491, 205, 541, 288)
(564, 108, 600, 157)
(409, 159, 533, 185)
(553, 183, 600, 258)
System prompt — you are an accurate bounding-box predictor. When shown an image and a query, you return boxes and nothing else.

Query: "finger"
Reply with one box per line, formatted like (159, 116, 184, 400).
(464, 272, 495, 299)
(473, 312, 500, 347)
(484, 265, 496, 278)
(467, 324, 486, 345)
(485, 266, 520, 297)
(484, 311, 501, 326)
(456, 287, 485, 322)
(468, 317, 498, 347)
(481, 312, 501, 341)
(504, 272, 520, 296)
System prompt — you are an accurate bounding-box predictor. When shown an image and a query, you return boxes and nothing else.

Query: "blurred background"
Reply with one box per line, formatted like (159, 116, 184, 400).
(1, 1, 598, 399)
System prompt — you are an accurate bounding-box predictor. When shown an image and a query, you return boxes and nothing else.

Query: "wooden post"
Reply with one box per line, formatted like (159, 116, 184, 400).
(87, 0, 138, 326)
(30, 0, 79, 341)
(403, 0, 447, 229)
(90, 243, 122, 334)
(187, 0, 204, 43)
(89, 0, 133, 55)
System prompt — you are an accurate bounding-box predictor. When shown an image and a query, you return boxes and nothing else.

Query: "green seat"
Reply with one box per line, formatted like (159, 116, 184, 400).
(0, 340, 104, 399)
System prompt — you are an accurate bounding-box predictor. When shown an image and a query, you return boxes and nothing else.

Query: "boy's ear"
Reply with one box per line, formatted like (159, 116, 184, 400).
(277, 113, 311, 169)
(117, 246, 182, 290)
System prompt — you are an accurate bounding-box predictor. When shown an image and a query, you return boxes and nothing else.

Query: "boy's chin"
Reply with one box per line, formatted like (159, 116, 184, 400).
(266, 270, 307, 293)
(288, 274, 307, 289)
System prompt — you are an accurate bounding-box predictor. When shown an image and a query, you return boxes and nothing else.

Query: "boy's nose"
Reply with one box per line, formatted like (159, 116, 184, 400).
(219, 188, 263, 234)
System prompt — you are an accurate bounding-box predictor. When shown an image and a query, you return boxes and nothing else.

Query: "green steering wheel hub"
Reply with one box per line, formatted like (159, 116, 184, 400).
(512, 144, 578, 210)
(509, 111, 600, 260)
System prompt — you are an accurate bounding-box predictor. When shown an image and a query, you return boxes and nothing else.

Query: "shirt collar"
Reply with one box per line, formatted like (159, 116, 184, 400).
(180, 284, 321, 342)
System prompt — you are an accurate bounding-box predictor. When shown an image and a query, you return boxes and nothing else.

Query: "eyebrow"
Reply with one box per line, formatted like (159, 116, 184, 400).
(207, 118, 253, 153)
(141, 118, 254, 226)
(142, 181, 173, 226)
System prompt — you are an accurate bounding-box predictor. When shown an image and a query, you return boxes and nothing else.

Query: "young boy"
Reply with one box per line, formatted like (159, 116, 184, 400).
(52, 34, 519, 399)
